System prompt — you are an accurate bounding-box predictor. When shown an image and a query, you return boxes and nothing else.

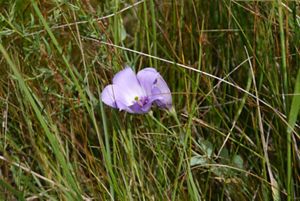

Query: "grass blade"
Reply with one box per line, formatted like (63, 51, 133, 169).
(0, 44, 81, 199)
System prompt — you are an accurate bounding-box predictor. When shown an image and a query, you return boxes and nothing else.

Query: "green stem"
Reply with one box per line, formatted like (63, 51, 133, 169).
(277, 1, 291, 200)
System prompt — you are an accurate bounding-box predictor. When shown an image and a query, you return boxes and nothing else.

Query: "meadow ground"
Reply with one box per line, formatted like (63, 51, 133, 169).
(0, 0, 299, 200)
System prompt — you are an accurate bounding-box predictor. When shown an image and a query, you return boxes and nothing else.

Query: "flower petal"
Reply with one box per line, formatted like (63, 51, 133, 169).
(101, 84, 140, 113)
(115, 99, 134, 113)
(129, 101, 152, 114)
(152, 75, 172, 109)
(113, 82, 143, 108)
(137, 67, 172, 109)
(101, 85, 117, 108)
(136, 68, 158, 96)
(152, 85, 172, 109)
(112, 67, 145, 104)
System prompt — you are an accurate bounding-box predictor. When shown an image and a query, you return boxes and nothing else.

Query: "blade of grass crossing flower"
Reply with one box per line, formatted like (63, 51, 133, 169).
(99, 99, 116, 199)
(0, 44, 81, 199)
(96, 79, 120, 198)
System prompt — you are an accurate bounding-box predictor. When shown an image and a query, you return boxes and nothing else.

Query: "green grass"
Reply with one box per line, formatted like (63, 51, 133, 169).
(0, 0, 299, 200)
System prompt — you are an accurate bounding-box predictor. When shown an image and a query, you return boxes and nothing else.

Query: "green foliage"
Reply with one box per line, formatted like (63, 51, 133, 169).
(0, 0, 299, 200)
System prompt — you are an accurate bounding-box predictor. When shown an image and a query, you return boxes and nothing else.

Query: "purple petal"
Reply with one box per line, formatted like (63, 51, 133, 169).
(137, 68, 158, 96)
(152, 76, 172, 109)
(101, 84, 137, 113)
(101, 85, 117, 108)
(110, 67, 148, 108)
(137, 68, 172, 109)
(101, 84, 137, 111)
(115, 100, 134, 113)
(112, 67, 145, 100)
(129, 101, 152, 114)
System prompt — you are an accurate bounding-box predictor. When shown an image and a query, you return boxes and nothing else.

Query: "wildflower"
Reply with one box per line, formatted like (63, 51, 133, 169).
(101, 67, 172, 114)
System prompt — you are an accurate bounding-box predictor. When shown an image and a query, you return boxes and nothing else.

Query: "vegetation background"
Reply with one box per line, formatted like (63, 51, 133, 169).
(0, 0, 299, 200)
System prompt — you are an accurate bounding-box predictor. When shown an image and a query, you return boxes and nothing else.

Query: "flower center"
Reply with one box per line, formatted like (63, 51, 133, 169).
(134, 96, 149, 107)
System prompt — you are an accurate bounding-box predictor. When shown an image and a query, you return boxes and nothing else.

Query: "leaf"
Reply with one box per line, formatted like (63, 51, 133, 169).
(232, 154, 244, 169)
(219, 148, 229, 162)
(190, 155, 208, 166)
(198, 138, 214, 158)
(120, 21, 127, 42)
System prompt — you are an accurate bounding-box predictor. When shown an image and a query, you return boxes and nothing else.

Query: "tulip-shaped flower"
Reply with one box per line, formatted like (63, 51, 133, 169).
(101, 67, 172, 114)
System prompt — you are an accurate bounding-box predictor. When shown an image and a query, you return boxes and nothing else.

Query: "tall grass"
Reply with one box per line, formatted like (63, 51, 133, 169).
(0, 0, 299, 200)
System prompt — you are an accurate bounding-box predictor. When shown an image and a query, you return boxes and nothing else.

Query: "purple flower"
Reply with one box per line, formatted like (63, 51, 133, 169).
(101, 67, 172, 114)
